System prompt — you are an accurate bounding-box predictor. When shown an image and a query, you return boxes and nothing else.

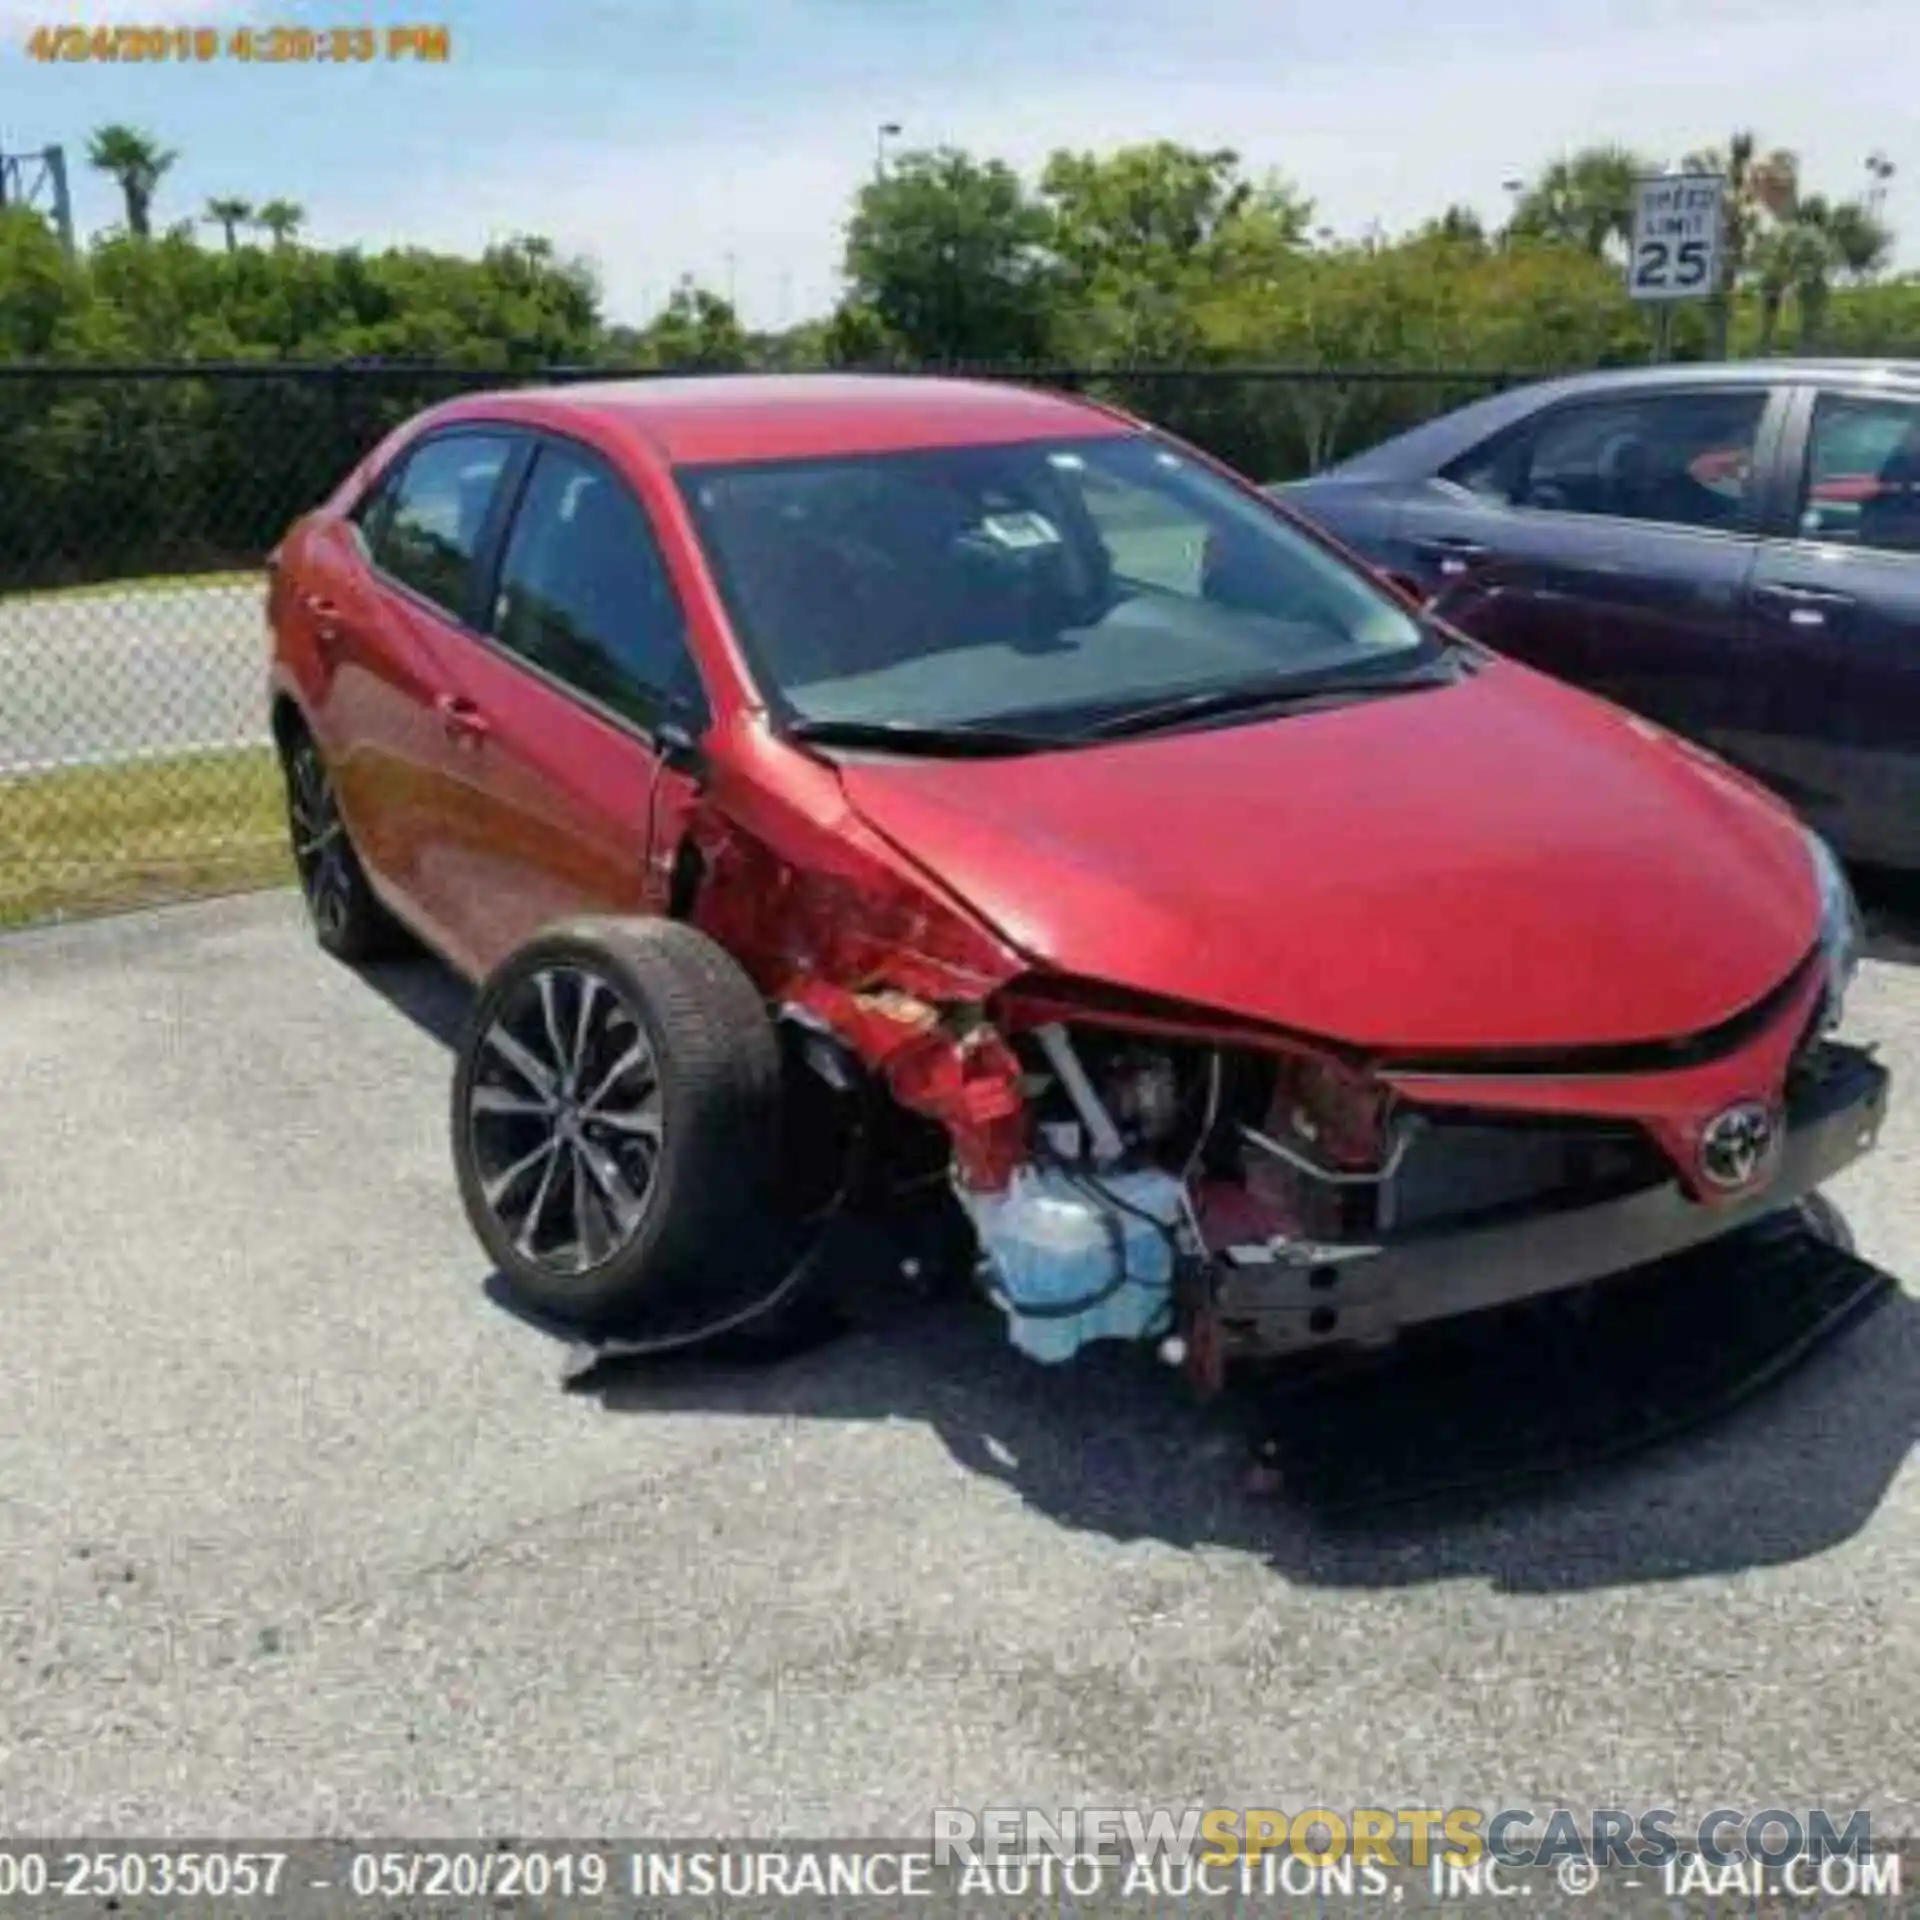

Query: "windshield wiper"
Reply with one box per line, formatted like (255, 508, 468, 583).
(1084, 661, 1455, 740)
(785, 716, 1063, 758)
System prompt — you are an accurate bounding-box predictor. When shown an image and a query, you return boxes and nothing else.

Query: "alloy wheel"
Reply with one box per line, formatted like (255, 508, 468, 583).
(465, 965, 665, 1276)
(287, 740, 354, 943)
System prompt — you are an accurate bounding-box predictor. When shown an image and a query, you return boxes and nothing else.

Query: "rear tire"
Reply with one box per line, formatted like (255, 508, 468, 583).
(451, 917, 809, 1340)
(280, 728, 409, 964)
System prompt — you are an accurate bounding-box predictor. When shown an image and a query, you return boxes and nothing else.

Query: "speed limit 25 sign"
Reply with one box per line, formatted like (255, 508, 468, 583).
(1627, 173, 1725, 301)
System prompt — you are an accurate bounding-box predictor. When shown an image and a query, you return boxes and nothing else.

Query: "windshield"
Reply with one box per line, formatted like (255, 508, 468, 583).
(677, 433, 1428, 735)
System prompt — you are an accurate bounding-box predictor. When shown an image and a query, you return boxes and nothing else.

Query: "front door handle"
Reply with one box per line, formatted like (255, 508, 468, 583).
(435, 693, 491, 742)
(1412, 537, 1489, 578)
(1752, 582, 1857, 629)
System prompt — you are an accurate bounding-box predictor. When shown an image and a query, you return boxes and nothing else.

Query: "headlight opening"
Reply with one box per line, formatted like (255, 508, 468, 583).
(1807, 830, 1864, 1030)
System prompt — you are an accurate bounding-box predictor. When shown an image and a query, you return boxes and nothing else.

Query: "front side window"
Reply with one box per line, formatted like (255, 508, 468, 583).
(490, 443, 704, 728)
(1800, 393, 1920, 553)
(678, 433, 1427, 733)
(1510, 391, 1767, 532)
(365, 432, 514, 618)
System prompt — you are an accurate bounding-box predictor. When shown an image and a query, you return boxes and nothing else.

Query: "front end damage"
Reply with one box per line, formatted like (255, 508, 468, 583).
(762, 946, 1888, 1390)
(671, 767, 1889, 1389)
(981, 990, 1886, 1388)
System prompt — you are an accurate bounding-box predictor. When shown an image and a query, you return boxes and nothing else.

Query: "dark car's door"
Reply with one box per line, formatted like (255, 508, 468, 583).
(1424, 385, 1788, 764)
(1743, 383, 1920, 867)
(419, 433, 713, 977)
(315, 427, 519, 955)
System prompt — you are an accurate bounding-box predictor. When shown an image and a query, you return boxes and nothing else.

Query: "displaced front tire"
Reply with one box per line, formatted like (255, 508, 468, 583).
(451, 916, 798, 1339)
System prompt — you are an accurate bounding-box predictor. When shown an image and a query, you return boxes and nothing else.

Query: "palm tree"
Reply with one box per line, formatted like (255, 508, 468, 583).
(1508, 146, 1649, 258)
(1725, 156, 1893, 353)
(1777, 197, 1891, 348)
(254, 198, 305, 247)
(1821, 199, 1894, 283)
(203, 196, 253, 253)
(1749, 220, 1830, 353)
(84, 123, 176, 240)
(1682, 130, 1798, 357)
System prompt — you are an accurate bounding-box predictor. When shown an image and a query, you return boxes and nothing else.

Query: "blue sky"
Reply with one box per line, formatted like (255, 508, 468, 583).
(4, 0, 1914, 329)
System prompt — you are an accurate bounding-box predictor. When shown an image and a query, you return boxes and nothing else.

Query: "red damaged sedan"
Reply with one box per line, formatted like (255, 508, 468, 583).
(266, 374, 1889, 1382)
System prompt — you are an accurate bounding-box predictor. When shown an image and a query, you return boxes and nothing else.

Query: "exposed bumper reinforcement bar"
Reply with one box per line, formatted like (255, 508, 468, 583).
(1209, 1044, 1891, 1360)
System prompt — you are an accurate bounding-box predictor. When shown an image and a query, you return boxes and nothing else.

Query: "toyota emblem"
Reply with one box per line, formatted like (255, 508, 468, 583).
(1698, 1101, 1779, 1191)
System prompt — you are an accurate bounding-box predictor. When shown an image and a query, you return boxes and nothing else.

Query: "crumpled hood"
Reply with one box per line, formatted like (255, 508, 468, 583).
(835, 659, 1820, 1054)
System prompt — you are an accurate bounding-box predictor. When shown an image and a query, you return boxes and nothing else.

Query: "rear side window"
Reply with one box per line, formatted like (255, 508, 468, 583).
(1800, 393, 1920, 552)
(364, 433, 514, 619)
(1507, 391, 1767, 533)
(489, 442, 704, 729)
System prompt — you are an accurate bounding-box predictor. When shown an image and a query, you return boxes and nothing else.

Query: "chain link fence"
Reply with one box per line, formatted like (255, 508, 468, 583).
(0, 359, 1522, 931)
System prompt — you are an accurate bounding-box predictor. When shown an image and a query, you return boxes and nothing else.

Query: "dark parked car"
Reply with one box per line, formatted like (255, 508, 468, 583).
(1275, 360, 1920, 870)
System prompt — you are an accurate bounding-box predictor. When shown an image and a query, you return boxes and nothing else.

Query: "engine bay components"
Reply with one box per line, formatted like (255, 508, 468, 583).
(955, 1162, 1189, 1364)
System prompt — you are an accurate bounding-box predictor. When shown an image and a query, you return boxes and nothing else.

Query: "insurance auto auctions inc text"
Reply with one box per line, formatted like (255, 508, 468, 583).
(930, 1806, 1899, 1901)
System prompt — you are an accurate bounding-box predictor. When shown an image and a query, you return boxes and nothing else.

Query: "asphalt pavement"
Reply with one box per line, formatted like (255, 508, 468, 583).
(0, 888, 1914, 1836)
(0, 581, 267, 775)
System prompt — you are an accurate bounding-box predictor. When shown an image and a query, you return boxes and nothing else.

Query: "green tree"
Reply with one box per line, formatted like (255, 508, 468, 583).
(202, 197, 253, 253)
(745, 316, 834, 369)
(1822, 198, 1895, 281)
(1509, 145, 1650, 258)
(632, 276, 747, 369)
(842, 146, 1057, 363)
(254, 199, 306, 247)
(1745, 187, 1893, 352)
(0, 207, 91, 357)
(84, 123, 176, 240)
(1190, 230, 1648, 473)
(1418, 204, 1489, 249)
(821, 299, 893, 366)
(1039, 142, 1312, 360)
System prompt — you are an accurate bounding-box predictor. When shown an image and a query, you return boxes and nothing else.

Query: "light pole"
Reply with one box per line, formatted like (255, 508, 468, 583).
(1500, 175, 1523, 251)
(875, 121, 902, 179)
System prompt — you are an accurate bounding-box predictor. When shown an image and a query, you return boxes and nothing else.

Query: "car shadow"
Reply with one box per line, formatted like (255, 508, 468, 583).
(364, 953, 1916, 1596)
(358, 948, 473, 1047)
(1856, 865, 1920, 968)
(502, 1233, 1916, 1598)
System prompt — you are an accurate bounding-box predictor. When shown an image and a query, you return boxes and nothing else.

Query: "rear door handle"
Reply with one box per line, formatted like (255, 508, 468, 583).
(301, 591, 343, 643)
(1412, 537, 1489, 577)
(1752, 582, 1857, 629)
(435, 693, 491, 742)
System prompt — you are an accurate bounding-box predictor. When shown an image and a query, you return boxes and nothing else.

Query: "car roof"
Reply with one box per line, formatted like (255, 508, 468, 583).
(1316, 357, 1920, 482)
(430, 372, 1134, 466)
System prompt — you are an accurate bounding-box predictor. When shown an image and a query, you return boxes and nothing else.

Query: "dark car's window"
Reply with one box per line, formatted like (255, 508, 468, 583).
(1498, 391, 1767, 533)
(364, 433, 514, 618)
(1443, 430, 1530, 503)
(489, 442, 704, 729)
(678, 434, 1425, 733)
(1799, 393, 1920, 553)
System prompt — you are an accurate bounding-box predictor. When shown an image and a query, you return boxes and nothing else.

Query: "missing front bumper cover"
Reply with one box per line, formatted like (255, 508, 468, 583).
(1203, 1043, 1890, 1362)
